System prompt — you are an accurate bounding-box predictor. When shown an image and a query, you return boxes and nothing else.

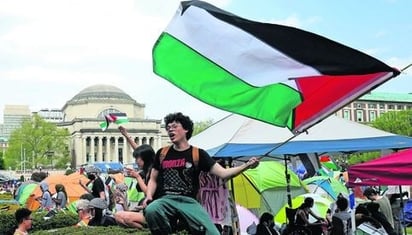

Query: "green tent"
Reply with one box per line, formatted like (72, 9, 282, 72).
(275, 193, 333, 224)
(303, 175, 348, 200)
(232, 161, 307, 216)
(15, 182, 38, 206)
(123, 176, 144, 203)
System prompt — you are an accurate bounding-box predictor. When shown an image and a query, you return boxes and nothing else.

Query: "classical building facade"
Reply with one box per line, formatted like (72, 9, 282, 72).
(58, 84, 169, 168)
(335, 92, 412, 123)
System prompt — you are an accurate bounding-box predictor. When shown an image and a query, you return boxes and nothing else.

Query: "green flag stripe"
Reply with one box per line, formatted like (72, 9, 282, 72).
(114, 116, 128, 124)
(154, 33, 302, 128)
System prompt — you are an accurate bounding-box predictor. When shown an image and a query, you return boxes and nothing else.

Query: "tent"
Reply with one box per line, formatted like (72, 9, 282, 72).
(93, 162, 123, 173)
(303, 176, 348, 200)
(348, 148, 412, 186)
(26, 172, 89, 210)
(233, 161, 307, 216)
(15, 181, 38, 206)
(236, 204, 259, 234)
(274, 193, 333, 224)
(190, 114, 412, 157)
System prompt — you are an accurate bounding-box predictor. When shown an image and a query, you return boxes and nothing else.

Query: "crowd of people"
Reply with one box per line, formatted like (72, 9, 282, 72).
(12, 112, 259, 235)
(252, 188, 400, 235)
(10, 112, 405, 235)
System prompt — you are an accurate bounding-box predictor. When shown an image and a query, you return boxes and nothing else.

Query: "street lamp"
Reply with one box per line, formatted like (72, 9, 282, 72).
(20, 145, 26, 174)
(46, 150, 54, 169)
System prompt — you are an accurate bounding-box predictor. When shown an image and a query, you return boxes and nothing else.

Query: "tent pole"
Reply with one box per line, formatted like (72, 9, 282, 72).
(285, 155, 292, 207)
(229, 158, 235, 199)
(398, 185, 407, 235)
(263, 134, 301, 156)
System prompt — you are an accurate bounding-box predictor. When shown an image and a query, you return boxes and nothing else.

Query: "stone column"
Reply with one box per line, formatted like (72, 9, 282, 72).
(97, 137, 102, 162)
(122, 137, 128, 164)
(114, 137, 119, 162)
(157, 134, 162, 149)
(90, 137, 95, 163)
(82, 137, 87, 165)
(106, 137, 111, 162)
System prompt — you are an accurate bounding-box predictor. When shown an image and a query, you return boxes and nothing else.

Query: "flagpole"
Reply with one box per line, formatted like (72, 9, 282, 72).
(261, 132, 303, 208)
(263, 132, 303, 156)
(400, 63, 412, 72)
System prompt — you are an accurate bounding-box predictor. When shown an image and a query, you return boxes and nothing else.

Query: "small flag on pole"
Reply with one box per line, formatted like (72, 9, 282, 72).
(99, 113, 128, 131)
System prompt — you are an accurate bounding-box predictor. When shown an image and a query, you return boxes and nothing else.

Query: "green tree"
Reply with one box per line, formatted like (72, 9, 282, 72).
(371, 110, 412, 136)
(4, 114, 70, 170)
(347, 151, 380, 165)
(0, 151, 4, 169)
(193, 118, 214, 136)
(346, 110, 412, 166)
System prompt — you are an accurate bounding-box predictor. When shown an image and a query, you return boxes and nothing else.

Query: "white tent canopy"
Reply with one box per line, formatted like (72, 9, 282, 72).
(190, 114, 412, 157)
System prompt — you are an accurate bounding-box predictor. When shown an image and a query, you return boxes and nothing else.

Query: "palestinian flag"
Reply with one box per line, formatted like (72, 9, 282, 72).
(153, 1, 400, 133)
(100, 113, 128, 131)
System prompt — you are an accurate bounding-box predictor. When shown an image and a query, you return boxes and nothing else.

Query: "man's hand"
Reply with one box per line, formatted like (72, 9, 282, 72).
(119, 126, 128, 136)
(142, 196, 153, 208)
(246, 157, 259, 169)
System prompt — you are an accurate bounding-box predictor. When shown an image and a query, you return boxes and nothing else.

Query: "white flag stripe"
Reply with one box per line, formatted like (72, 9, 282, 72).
(165, 5, 321, 88)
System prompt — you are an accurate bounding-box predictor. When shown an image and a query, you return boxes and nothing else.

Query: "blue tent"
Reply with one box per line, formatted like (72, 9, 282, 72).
(190, 114, 412, 157)
(93, 162, 123, 173)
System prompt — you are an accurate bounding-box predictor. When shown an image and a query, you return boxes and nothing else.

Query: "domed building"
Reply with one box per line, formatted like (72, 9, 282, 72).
(59, 84, 168, 168)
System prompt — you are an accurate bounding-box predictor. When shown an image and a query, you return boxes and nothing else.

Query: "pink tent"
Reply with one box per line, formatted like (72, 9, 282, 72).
(236, 204, 259, 234)
(348, 148, 412, 186)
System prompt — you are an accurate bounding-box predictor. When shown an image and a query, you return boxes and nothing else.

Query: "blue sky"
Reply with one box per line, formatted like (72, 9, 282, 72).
(0, 0, 411, 123)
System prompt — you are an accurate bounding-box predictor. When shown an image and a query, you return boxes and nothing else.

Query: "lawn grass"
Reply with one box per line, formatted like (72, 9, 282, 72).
(406, 226, 412, 235)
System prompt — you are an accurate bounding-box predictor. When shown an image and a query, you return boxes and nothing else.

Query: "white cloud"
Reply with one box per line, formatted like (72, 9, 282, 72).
(1, 66, 124, 85)
(0, 0, 234, 122)
(0, 0, 163, 64)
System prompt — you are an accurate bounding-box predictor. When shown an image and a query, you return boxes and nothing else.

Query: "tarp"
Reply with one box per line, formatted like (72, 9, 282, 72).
(348, 148, 412, 186)
(190, 114, 412, 157)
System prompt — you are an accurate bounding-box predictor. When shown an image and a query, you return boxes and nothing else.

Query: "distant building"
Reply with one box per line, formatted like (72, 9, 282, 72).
(36, 108, 64, 123)
(0, 137, 7, 156)
(58, 84, 169, 167)
(1, 105, 31, 139)
(335, 92, 412, 123)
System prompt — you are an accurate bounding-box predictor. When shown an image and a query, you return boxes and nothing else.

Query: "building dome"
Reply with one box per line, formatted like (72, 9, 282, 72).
(68, 84, 135, 103)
